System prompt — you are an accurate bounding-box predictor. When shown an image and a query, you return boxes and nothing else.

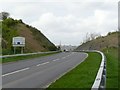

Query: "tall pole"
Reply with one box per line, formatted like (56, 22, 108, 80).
(60, 41, 61, 51)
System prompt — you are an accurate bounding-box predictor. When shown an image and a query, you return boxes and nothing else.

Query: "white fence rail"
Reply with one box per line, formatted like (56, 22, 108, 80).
(0, 51, 59, 58)
(75, 50, 106, 90)
(91, 50, 106, 90)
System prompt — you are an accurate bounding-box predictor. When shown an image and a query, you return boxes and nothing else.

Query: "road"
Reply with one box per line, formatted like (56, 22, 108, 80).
(2, 52, 88, 88)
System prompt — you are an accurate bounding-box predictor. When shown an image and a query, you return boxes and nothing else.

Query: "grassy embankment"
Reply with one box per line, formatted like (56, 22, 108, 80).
(2, 52, 60, 63)
(48, 52, 101, 88)
(48, 47, 118, 89)
(2, 18, 57, 55)
(103, 47, 118, 88)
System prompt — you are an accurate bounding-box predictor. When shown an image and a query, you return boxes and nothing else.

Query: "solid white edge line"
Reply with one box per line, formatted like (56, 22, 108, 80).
(36, 62, 49, 66)
(2, 68, 30, 77)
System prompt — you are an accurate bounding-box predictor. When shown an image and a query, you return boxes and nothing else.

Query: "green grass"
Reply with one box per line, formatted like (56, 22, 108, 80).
(2, 52, 60, 63)
(48, 52, 101, 88)
(103, 47, 118, 88)
(2, 18, 57, 54)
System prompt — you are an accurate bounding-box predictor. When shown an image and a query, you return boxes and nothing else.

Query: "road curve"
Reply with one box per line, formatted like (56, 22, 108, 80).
(2, 52, 88, 88)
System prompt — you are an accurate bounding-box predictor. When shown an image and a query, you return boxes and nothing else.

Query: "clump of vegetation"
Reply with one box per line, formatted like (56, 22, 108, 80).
(103, 47, 118, 88)
(2, 18, 19, 54)
(76, 30, 119, 88)
(29, 26, 57, 51)
(76, 31, 119, 50)
(1, 12, 57, 55)
(0, 12, 10, 20)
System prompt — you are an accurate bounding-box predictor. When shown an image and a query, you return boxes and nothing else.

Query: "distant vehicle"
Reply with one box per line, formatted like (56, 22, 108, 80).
(63, 49, 69, 52)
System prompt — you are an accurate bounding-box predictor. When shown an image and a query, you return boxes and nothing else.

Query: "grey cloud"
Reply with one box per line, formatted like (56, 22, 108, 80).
(0, 1, 118, 45)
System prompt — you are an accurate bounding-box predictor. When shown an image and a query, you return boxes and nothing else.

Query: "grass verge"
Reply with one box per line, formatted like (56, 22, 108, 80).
(48, 52, 101, 88)
(2, 52, 60, 63)
(103, 47, 118, 88)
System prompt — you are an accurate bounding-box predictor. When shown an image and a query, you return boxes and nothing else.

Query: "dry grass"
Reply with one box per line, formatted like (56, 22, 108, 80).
(77, 32, 119, 50)
(17, 24, 45, 52)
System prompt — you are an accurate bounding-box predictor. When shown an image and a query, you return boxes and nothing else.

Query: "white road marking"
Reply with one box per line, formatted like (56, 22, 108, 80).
(53, 59, 59, 61)
(66, 54, 70, 57)
(36, 62, 49, 66)
(62, 57, 66, 59)
(2, 53, 74, 77)
(71, 52, 75, 54)
(2, 68, 30, 77)
(45, 53, 88, 88)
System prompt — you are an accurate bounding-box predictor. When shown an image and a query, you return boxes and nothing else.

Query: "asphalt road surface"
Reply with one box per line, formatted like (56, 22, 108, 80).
(2, 52, 88, 88)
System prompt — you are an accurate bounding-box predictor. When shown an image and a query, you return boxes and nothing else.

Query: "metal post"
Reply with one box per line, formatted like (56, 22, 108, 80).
(14, 47, 16, 54)
(21, 47, 23, 54)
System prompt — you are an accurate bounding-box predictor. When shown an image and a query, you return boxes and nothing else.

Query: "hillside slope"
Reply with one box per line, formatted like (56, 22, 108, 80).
(2, 18, 57, 55)
(76, 31, 119, 51)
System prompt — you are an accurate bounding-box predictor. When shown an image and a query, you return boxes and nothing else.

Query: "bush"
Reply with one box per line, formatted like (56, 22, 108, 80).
(3, 18, 16, 27)
(48, 46, 57, 51)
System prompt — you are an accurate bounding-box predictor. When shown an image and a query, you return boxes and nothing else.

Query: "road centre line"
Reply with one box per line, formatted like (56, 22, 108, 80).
(36, 62, 49, 66)
(62, 57, 65, 59)
(2, 68, 30, 77)
(2, 53, 73, 77)
(53, 59, 59, 61)
(66, 54, 71, 57)
(2, 61, 50, 77)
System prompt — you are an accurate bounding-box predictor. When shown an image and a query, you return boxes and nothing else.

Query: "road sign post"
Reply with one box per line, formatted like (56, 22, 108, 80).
(12, 37, 25, 54)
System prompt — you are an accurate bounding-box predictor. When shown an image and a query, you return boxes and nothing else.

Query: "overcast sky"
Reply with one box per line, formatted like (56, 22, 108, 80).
(0, 0, 119, 46)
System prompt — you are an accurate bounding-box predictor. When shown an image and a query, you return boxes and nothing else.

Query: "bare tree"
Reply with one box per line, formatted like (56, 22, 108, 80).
(83, 32, 101, 43)
(91, 33, 101, 40)
(0, 12, 10, 20)
(85, 32, 91, 42)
